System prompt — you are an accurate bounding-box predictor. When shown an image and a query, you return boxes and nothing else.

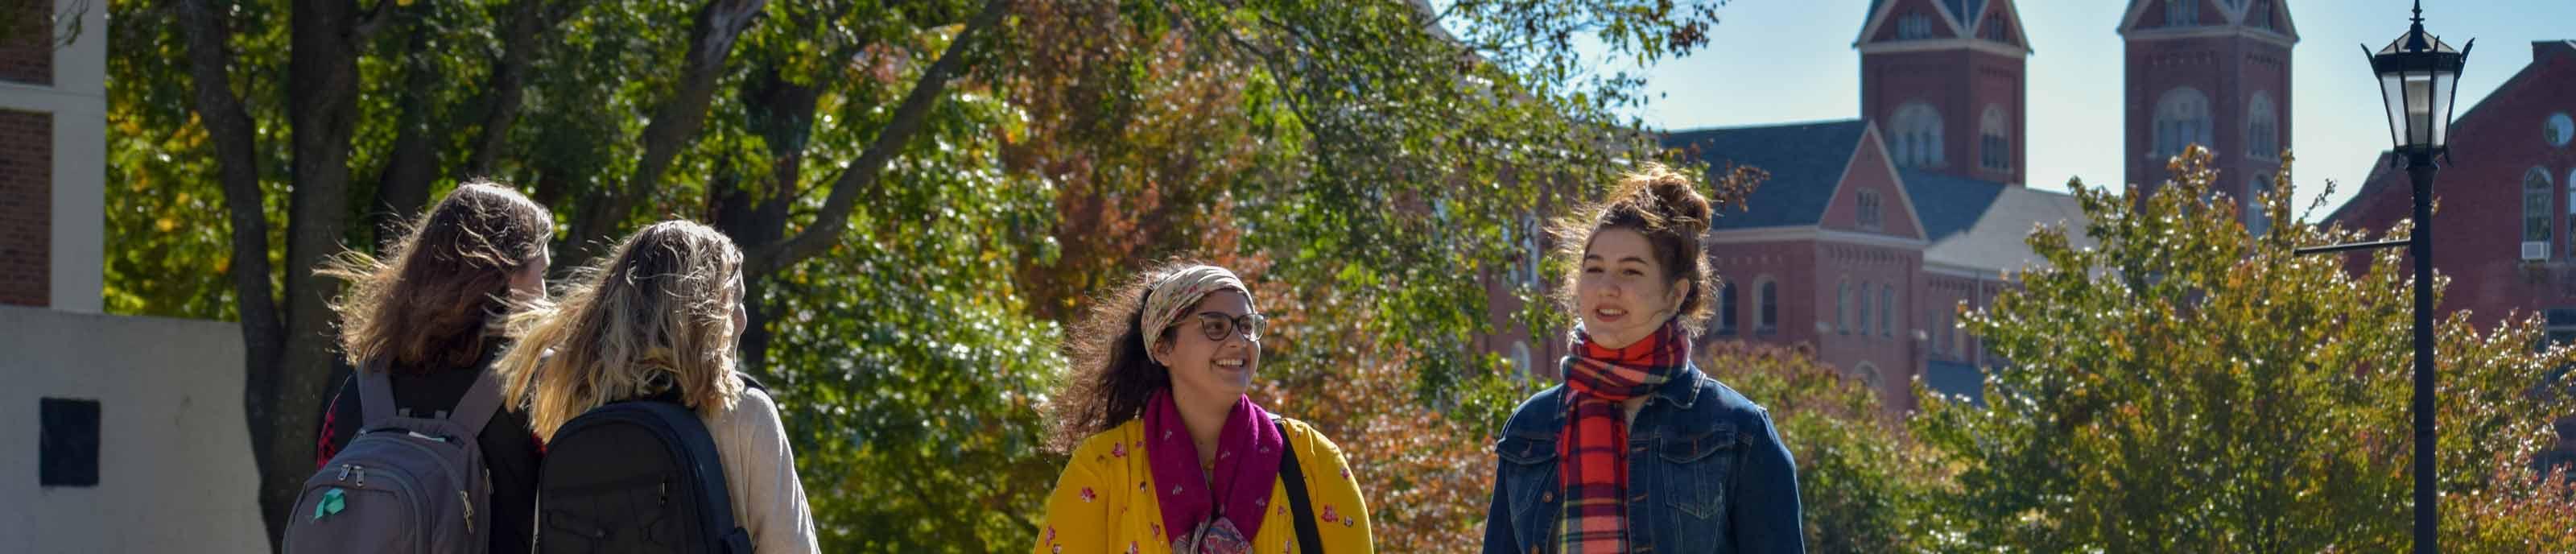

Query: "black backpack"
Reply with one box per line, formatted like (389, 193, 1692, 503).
(533, 378, 758, 553)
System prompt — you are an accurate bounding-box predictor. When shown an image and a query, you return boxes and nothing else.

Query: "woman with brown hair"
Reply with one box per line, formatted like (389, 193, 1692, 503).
(1036, 263, 1374, 554)
(1481, 164, 1803, 553)
(310, 180, 555, 552)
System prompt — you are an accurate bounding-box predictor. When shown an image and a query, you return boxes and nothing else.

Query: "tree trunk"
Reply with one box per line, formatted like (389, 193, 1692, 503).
(178, 2, 289, 544)
(462, 0, 566, 178)
(562, 0, 767, 267)
(236, 0, 368, 549)
(371, 18, 440, 242)
(713, 58, 819, 377)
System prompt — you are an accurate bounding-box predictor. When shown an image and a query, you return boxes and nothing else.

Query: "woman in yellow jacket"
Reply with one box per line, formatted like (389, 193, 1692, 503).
(1038, 263, 1373, 554)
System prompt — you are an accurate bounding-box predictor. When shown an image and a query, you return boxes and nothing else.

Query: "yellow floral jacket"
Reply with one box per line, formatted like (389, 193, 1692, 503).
(1035, 417, 1374, 554)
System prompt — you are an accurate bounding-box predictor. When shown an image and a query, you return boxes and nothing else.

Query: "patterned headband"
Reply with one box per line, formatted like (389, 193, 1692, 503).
(1140, 265, 1249, 353)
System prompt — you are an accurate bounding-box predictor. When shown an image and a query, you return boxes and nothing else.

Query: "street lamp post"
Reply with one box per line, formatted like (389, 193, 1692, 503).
(2295, 2, 2469, 552)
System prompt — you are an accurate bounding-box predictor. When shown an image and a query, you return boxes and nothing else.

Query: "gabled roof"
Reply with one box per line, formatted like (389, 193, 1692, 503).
(2119, 0, 2299, 43)
(1922, 180, 2091, 274)
(1867, 0, 1985, 32)
(1860, 0, 2033, 55)
(1662, 120, 1872, 230)
(1901, 170, 2011, 241)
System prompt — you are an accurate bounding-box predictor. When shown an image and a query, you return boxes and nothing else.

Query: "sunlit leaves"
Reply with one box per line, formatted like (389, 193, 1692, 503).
(1918, 147, 2576, 552)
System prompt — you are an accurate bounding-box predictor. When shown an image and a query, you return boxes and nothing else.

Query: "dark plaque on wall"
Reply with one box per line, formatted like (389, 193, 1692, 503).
(39, 398, 100, 487)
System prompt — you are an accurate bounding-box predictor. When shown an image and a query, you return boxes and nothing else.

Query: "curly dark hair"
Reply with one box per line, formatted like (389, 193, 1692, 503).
(1046, 260, 1215, 453)
(1549, 162, 1719, 336)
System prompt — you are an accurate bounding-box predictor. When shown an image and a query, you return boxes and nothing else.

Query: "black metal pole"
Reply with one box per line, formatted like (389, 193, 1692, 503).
(2406, 151, 2439, 554)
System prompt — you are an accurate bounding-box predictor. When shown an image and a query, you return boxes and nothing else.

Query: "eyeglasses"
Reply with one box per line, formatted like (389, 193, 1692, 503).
(1191, 312, 1268, 342)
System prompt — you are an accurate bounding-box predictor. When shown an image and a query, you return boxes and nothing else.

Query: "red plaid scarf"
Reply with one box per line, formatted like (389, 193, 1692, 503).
(1558, 321, 1688, 552)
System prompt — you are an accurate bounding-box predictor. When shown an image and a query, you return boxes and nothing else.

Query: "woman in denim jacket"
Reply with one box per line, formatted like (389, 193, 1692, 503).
(1483, 163, 1803, 553)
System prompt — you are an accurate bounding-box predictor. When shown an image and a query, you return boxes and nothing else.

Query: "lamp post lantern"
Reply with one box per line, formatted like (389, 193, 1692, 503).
(2355, 2, 2470, 552)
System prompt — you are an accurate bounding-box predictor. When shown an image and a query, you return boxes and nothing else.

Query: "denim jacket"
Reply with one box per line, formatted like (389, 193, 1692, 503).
(1481, 361, 1805, 554)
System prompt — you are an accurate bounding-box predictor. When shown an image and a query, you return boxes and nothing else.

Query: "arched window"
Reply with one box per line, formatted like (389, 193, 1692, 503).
(2248, 175, 2274, 236)
(1856, 281, 1872, 337)
(1757, 279, 1779, 333)
(2154, 88, 2213, 159)
(1718, 282, 1739, 335)
(1979, 105, 2011, 172)
(1879, 285, 1895, 337)
(1952, 312, 1967, 356)
(1857, 362, 1885, 393)
(2248, 92, 2280, 159)
(2528, 167, 2555, 247)
(1837, 280, 1852, 334)
(2166, 0, 2199, 27)
(1510, 341, 1533, 378)
(1892, 101, 1945, 168)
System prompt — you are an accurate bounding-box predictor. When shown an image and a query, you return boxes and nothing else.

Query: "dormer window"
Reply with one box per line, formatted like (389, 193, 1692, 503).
(2165, 0, 2199, 27)
(1897, 14, 1936, 39)
(1858, 190, 1885, 231)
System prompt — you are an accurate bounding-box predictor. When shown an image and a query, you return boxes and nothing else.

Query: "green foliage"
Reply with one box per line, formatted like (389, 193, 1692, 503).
(1917, 147, 2576, 552)
(110, 0, 1736, 550)
(765, 94, 1063, 551)
(1695, 341, 1952, 553)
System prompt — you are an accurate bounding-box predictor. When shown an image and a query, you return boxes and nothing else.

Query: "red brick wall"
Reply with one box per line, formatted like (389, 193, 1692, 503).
(2124, 30, 2294, 198)
(1823, 134, 1927, 239)
(2332, 47, 2576, 328)
(0, 0, 52, 85)
(1861, 43, 2027, 185)
(1709, 240, 1820, 345)
(0, 109, 50, 306)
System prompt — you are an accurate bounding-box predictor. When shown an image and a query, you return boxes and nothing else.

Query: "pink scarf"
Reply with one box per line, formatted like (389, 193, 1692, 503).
(1143, 389, 1286, 548)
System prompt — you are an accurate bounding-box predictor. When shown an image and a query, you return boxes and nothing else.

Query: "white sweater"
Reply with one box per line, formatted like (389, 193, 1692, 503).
(704, 387, 820, 553)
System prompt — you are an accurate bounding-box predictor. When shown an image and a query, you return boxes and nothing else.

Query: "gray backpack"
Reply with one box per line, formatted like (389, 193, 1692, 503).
(283, 362, 500, 554)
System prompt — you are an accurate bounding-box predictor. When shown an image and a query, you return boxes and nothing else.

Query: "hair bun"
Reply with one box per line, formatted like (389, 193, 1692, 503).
(1638, 165, 1713, 235)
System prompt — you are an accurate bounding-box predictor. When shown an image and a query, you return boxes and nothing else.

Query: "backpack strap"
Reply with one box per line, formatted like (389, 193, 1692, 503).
(357, 358, 398, 425)
(1273, 418, 1326, 554)
(354, 358, 504, 436)
(448, 369, 504, 436)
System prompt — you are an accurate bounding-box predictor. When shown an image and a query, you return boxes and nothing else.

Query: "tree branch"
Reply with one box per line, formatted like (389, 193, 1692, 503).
(746, 0, 1011, 276)
(563, 0, 767, 267)
(463, 0, 572, 177)
(350, 0, 398, 39)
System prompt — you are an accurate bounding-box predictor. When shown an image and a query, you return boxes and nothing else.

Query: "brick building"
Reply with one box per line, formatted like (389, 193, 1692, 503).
(2323, 40, 2576, 469)
(2121, 0, 2298, 221)
(0, 0, 100, 311)
(2, 2, 268, 552)
(1582, 0, 2306, 409)
(1607, 0, 2092, 410)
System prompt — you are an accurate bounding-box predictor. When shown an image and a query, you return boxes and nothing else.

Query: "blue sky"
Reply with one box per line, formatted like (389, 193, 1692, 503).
(1576, 0, 2574, 219)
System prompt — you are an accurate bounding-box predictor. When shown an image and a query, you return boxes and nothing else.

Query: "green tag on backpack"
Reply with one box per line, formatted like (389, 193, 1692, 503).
(313, 488, 346, 521)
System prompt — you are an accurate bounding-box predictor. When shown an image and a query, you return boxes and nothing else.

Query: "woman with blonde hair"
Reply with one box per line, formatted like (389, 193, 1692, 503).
(1481, 164, 1802, 553)
(1036, 262, 1374, 554)
(309, 180, 553, 552)
(495, 220, 818, 553)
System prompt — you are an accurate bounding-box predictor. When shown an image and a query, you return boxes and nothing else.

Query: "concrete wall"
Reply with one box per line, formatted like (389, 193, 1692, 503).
(0, 305, 266, 553)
